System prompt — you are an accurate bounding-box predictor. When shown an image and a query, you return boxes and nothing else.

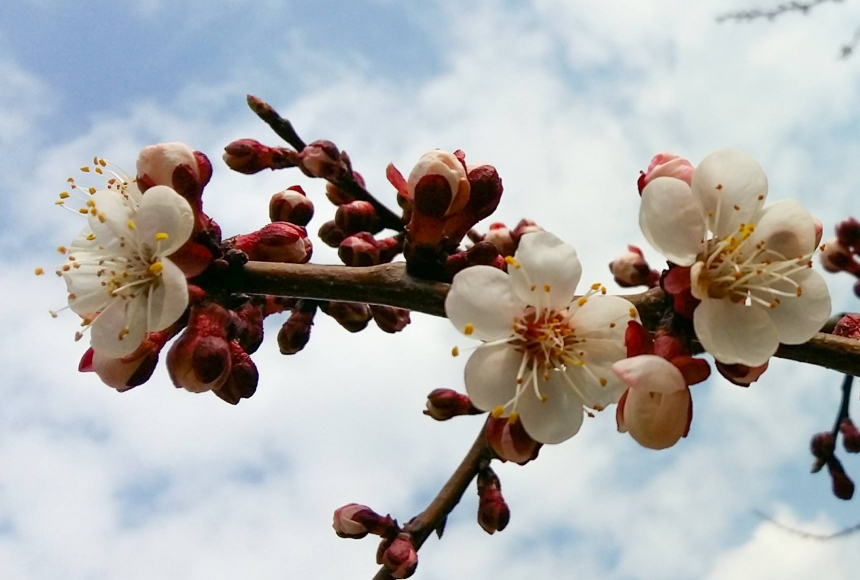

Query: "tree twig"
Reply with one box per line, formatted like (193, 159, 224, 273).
(371, 422, 493, 580)
(228, 260, 860, 375)
(716, 0, 842, 23)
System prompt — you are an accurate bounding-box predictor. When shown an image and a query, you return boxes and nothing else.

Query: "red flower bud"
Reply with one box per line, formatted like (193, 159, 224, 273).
(332, 503, 398, 539)
(230, 301, 265, 355)
(833, 314, 860, 340)
(423, 388, 480, 420)
(811, 431, 836, 460)
(167, 304, 233, 393)
(232, 222, 312, 263)
(483, 223, 516, 257)
(137, 142, 202, 191)
(836, 217, 860, 249)
(820, 237, 854, 273)
(486, 416, 542, 465)
(477, 469, 510, 535)
(335, 200, 380, 235)
(715, 361, 769, 386)
(609, 245, 659, 288)
(638, 153, 694, 195)
(269, 185, 315, 226)
(222, 139, 296, 174)
(318, 220, 346, 248)
(338, 233, 380, 267)
(370, 305, 411, 333)
(215, 343, 258, 405)
(298, 140, 346, 180)
(325, 171, 364, 205)
(840, 419, 860, 453)
(511, 218, 543, 243)
(376, 236, 404, 263)
(380, 534, 418, 579)
(321, 301, 372, 333)
(828, 458, 855, 500)
(278, 303, 317, 355)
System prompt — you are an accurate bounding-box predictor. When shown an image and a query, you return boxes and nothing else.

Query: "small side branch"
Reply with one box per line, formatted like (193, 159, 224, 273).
(716, 0, 843, 22)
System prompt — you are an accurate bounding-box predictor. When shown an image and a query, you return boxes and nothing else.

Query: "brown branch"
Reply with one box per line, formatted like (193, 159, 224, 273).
(247, 95, 307, 151)
(229, 260, 860, 375)
(716, 0, 842, 22)
(372, 423, 493, 580)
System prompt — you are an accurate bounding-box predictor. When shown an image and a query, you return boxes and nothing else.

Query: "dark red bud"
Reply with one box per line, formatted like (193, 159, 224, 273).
(376, 236, 404, 263)
(464, 165, 503, 222)
(338, 233, 380, 267)
(232, 222, 312, 263)
(834, 314, 860, 340)
(476, 469, 510, 535)
(335, 200, 380, 235)
(269, 186, 314, 226)
(828, 459, 855, 500)
(325, 172, 363, 205)
(413, 174, 453, 219)
(486, 416, 542, 465)
(380, 534, 418, 579)
(423, 388, 480, 420)
(836, 217, 860, 248)
(278, 303, 316, 355)
(298, 140, 346, 180)
(319, 220, 347, 248)
(370, 305, 411, 333)
(840, 419, 860, 453)
(715, 361, 769, 387)
(215, 343, 258, 405)
(321, 301, 372, 333)
(811, 431, 836, 459)
(333, 503, 398, 539)
(223, 139, 296, 174)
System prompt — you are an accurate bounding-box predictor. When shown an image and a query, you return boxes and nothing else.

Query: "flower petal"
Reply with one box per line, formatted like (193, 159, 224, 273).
(761, 268, 831, 344)
(564, 341, 628, 409)
(87, 189, 135, 241)
(692, 149, 767, 238)
(146, 258, 189, 332)
(89, 297, 148, 358)
(747, 199, 817, 260)
(517, 371, 585, 444)
(508, 232, 582, 311)
(136, 185, 195, 256)
(640, 177, 704, 266)
(693, 298, 779, 366)
(446, 266, 522, 340)
(570, 295, 638, 340)
(64, 264, 111, 317)
(622, 387, 692, 450)
(463, 343, 521, 411)
(612, 354, 686, 394)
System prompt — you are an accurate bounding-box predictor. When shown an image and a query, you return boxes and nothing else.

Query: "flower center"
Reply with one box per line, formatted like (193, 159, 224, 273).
(510, 307, 577, 375)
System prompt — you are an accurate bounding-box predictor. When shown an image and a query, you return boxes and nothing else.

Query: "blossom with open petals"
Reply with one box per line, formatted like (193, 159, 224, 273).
(56, 162, 194, 358)
(445, 231, 639, 444)
(640, 149, 830, 366)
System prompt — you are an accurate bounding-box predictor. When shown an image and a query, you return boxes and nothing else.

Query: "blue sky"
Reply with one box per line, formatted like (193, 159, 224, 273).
(4, 0, 860, 578)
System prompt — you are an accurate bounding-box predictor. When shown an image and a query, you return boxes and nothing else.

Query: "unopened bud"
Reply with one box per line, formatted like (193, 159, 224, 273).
(167, 304, 233, 393)
(834, 314, 860, 340)
(298, 140, 346, 179)
(511, 218, 543, 242)
(321, 301, 372, 333)
(230, 301, 265, 355)
(638, 152, 694, 195)
(370, 305, 411, 333)
(338, 233, 380, 267)
(811, 431, 836, 460)
(269, 185, 314, 226)
(215, 343, 258, 405)
(477, 469, 510, 535)
(137, 142, 202, 190)
(840, 419, 860, 453)
(486, 416, 542, 465)
(335, 200, 380, 235)
(715, 361, 768, 387)
(462, 164, 503, 222)
(836, 217, 860, 249)
(377, 236, 403, 263)
(278, 303, 316, 355)
(828, 458, 855, 500)
(326, 171, 364, 205)
(319, 220, 346, 248)
(445, 241, 501, 278)
(408, 150, 470, 219)
(483, 223, 516, 257)
(232, 222, 312, 263)
(222, 139, 295, 175)
(820, 237, 853, 273)
(423, 388, 480, 420)
(380, 534, 418, 579)
(609, 245, 659, 288)
(332, 503, 398, 539)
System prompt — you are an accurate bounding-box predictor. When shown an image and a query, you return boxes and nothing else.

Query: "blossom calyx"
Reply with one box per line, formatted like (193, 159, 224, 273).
(298, 140, 348, 180)
(379, 534, 418, 579)
(167, 303, 233, 393)
(231, 222, 312, 264)
(269, 185, 314, 226)
(609, 245, 659, 288)
(332, 504, 398, 539)
(637, 152, 694, 195)
(715, 361, 768, 387)
(476, 468, 510, 535)
(423, 388, 481, 421)
(222, 139, 297, 174)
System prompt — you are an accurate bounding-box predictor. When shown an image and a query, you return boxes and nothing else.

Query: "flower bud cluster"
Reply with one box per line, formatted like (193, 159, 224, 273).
(810, 428, 856, 500)
(476, 467, 510, 535)
(331, 503, 417, 578)
(820, 217, 860, 296)
(608, 245, 659, 288)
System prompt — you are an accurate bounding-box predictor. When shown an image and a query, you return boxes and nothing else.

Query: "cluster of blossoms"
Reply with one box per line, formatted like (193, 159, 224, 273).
(820, 216, 860, 296)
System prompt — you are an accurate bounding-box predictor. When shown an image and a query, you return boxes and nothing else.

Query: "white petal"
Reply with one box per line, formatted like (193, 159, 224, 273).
(747, 199, 817, 260)
(762, 269, 831, 344)
(693, 298, 779, 366)
(570, 295, 638, 340)
(640, 177, 704, 266)
(89, 297, 148, 358)
(87, 189, 135, 241)
(564, 342, 628, 409)
(612, 355, 686, 394)
(463, 343, 521, 411)
(692, 150, 767, 238)
(136, 185, 195, 256)
(518, 371, 585, 444)
(92, 351, 141, 391)
(508, 232, 582, 311)
(622, 388, 692, 450)
(146, 258, 189, 331)
(64, 265, 111, 317)
(446, 266, 522, 340)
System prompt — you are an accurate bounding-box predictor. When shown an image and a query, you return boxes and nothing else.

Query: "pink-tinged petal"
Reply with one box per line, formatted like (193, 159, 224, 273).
(640, 177, 704, 266)
(761, 268, 831, 344)
(508, 232, 582, 311)
(446, 266, 523, 340)
(663, 266, 692, 294)
(670, 356, 711, 385)
(136, 185, 195, 256)
(747, 200, 817, 260)
(612, 355, 686, 394)
(517, 371, 585, 444)
(463, 343, 521, 411)
(146, 258, 189, 332)
(693, 298, 779, 366)
(89, 297, 148, 358)
(616, 390, 629, 432)
(622, 387, 692, 450)
(692, 149, 767, 238)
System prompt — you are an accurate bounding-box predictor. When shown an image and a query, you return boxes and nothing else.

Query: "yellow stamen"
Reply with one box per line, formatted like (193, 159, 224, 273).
(629, 307, 637, 318)
(80, 166, 90, 173)
(463, 323, 474, 335)
(577, 297, 588, 306)
(508, 411, 520, 424)
(543, 284, 551, 292)
(451, 346, 460, 357)
(599, 377, 607, 387)
(34, 268, 44, 276)
(148, 262, 164, 275)
(59, 192, 70, 199)
(57, 246, 67, 254)
(491, 405, 505, 418)
(127, 219, 136, 230)
(155, 232, 169, 241)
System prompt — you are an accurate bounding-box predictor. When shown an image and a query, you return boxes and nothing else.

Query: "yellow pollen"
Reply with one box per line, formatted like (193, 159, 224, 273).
(80, 166, 90, 173)
(577, 297, 588, 306)
(97, 212, 106, 223)
(508, 411, 520, 424)
(94, 167, 103, 174)
(67, 177, 74, 183)
(491, 405, 505, 418)
(733, 204, 740, 211)
(599, 377, 607, 386)
(148, 262, 164, 275)
(62, 265, 70, 272)
(98, 158, 107, 167)
(594, 404, 605, 412)
(770, 301, 778, 309)
(127, 219, 136, 230)
(716, 184, 723, 190)
(89, 207, 97, 216)
(540, 394, 548, 403)
(601, 287, 606, 295)
(463, 323, 474, 335)
(88, 187, 96, 194)
(573, 360, 585, 367)
(59, 192, 70, 199)
(55, 201, 65, 206)
(451, 346, 460, 357)
(544, 284, 551, 292)
(796, 287, 802, 297)
(118, 328, 129, 340)
(707, 211, 713, 217)
(74, 331, 83, 341)
(530, 284, 536, 291)
(57, 246, 67, 254)
(591, 283, 601, 290)
(757, 194, 764, 200)
(504, 256, 516, 265)
(609, 322, 616, 328)
(629, 307, 637, 318)
(78, 208, 89, 214)
(34, 268, 44, 276)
